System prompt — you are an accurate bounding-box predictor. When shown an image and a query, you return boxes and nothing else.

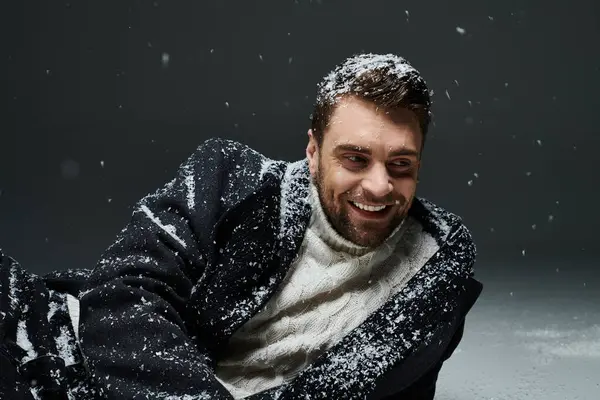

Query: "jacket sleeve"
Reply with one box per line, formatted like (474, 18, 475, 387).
(78, 138, 236, 399)
(381, 320, 466, 400)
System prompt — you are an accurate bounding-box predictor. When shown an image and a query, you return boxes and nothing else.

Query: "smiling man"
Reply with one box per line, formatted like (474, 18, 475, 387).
(308, 98, 422, 248)
(1, 53, 483, 399)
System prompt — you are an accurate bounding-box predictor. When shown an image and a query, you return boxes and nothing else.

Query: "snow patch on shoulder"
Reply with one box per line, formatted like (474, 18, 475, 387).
(138, 204, 187, 248)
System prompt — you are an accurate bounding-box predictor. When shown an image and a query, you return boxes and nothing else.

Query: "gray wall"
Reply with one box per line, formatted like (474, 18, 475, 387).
(3, 0, 598, 274)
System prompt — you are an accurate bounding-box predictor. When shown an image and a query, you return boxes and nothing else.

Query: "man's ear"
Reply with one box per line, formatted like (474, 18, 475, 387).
(306, 129, 318, 176)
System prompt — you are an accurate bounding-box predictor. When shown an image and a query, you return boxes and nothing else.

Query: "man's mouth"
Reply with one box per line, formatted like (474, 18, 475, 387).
(348, 200, 393, 217)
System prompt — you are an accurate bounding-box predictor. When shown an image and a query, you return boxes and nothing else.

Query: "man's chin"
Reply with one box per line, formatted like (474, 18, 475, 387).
(344, 215, 406, 247)
(343, 228, 390, 248)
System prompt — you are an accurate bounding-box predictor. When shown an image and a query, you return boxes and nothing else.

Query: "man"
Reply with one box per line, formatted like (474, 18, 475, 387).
(0, 53, 483, 399)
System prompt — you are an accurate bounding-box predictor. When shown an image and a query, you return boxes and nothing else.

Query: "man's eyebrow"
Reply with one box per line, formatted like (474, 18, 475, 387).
(334, 144, 419, 158)
(389, 148, 419, 158)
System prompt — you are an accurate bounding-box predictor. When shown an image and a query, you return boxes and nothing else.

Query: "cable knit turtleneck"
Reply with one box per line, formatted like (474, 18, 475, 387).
(214, 182, 438, 399)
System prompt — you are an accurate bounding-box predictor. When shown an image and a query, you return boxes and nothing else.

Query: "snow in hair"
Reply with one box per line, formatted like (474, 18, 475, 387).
(316, 53, 430, 106)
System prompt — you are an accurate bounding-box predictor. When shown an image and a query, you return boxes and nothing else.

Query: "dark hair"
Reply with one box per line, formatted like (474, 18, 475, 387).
(311, 53, 431, 147)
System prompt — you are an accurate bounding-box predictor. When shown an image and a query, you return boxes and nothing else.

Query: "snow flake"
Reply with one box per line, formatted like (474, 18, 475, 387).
(17, 320, 37, 363)
(456, 26, 466, 35)
(161, 52, 170, 68)
(182, 164, 196, 210)
(259, 157, 280, 180)
(55, 325, 77, 366)
(138, 205, 187, 248)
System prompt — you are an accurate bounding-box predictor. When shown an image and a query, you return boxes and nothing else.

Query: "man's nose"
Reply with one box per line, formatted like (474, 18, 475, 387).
(361, 165, 393, 199)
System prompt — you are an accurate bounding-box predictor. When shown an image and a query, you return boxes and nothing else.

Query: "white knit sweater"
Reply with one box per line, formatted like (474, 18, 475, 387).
(214, 184, 438, 398)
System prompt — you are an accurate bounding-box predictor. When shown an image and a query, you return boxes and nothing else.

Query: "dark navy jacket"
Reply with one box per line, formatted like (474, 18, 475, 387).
(39, 138, 483, 399)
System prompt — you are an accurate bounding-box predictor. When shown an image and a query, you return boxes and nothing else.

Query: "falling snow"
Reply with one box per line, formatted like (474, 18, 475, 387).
(161, 52, 170, 67)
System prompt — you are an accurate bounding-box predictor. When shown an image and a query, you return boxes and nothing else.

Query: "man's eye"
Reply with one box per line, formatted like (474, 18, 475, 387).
(346, 155, 367, 164)
(390, 160, 411, 167)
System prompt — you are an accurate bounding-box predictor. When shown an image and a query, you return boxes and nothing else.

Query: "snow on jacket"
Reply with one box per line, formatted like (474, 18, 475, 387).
(44, 137, 483, 399)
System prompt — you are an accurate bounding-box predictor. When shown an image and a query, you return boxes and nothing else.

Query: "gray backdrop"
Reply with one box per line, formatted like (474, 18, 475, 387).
(1, 0, 599, 398)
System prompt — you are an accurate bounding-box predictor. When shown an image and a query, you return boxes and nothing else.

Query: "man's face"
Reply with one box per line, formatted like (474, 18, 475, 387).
(306, 96, 422, 248)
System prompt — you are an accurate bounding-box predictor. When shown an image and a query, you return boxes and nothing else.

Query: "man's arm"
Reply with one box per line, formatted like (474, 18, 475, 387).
(78, 139, 238, 399)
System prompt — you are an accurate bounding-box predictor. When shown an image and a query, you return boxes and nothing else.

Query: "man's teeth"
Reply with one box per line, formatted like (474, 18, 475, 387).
(351, 201, 387, 212)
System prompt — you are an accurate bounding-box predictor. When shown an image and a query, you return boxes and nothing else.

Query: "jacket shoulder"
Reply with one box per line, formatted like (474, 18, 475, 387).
(413, 197, 477, 276)
(193, 138, 286, 178)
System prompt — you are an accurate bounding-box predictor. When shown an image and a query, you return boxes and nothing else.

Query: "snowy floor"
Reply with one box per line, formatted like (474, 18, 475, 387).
(436, 264, 600, 400)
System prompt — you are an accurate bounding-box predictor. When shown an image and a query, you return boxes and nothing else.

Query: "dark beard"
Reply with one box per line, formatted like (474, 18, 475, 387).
(313, 166, 407, 248)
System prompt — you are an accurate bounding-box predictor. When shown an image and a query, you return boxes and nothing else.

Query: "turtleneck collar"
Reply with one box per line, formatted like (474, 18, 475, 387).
(308, 181, 407, 256)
